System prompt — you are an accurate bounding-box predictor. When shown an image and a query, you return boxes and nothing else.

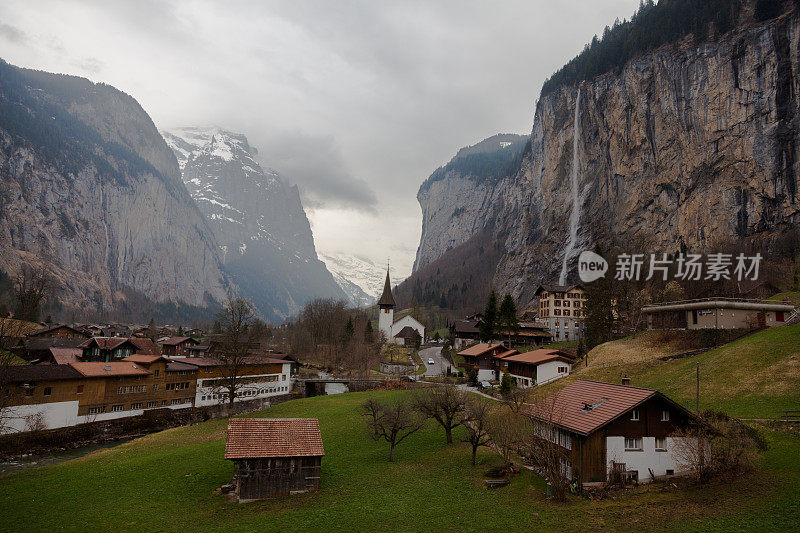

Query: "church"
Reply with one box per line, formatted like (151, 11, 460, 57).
(377, 268, 425, 345)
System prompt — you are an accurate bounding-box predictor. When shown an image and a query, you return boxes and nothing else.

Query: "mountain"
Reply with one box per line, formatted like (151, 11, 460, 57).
(162, 127, 346, 321)
(0, 60, 231, 321)
(401, 0, 800, 310)
(319, 252, 406, 307)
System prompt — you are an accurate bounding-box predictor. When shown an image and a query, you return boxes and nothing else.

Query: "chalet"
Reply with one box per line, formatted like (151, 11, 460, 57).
(526, 380, 700, 488)
(27, 324, 90, 339)
(495, 349, 574, 388)
(185, 328, 204, 338)
(12, 337, 87, 363)
(79, 337, 140, 362)
(643, 298, 797, 330)
(457, 343, 516, 381)
(225, 418, 324, 500)
(182, 355, 292, 407)
(160, 336, 200, 358)
(100, 324, 133, 338)
(450, 317, 550, 349)
(187, 344, 210, 358)
(535, 285, 586, 341)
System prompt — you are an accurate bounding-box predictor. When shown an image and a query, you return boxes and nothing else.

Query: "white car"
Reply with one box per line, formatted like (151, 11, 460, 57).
(428, 358, 435, 365)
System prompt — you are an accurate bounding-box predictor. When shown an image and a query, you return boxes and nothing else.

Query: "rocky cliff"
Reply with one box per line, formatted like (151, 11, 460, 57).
(0, 61, 231, 318)
(406, 4, 800, 308)
(162, 127, 346, 321)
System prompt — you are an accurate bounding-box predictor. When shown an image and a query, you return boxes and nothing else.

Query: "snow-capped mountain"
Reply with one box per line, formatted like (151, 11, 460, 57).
(319, 252, 406, 307)
(162, 127, 346, 321)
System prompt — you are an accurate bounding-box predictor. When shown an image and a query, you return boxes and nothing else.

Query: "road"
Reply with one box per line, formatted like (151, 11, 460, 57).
(418, 345, 454, 377)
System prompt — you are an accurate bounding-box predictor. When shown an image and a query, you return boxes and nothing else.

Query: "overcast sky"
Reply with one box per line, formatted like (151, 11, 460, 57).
(2, 0, 640, 279)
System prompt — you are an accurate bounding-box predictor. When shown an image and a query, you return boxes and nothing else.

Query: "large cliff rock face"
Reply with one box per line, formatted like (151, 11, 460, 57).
(409, 9, 800, 308)
(162, 128, 346, 321)
(413, 133, 528, 272)
(0, 62, 231, 317)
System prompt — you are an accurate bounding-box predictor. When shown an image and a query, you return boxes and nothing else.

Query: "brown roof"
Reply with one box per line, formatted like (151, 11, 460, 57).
(122, 354, 165, 364)
(49, 347, 83, 365)
(453, 320, 480, 334)
(495, 349, 520, 359)
(27, 324, 90, 338)
(377, 268, 396, 308)
(457, 343, 509, 357)
(160, 336, 197, 346)
(225, 418, 325, 459)
(393, 326, 420, 339)
(526, 380, 661, 436)
(180, 356, 288, 368)
(4, 364, 83, 383)
(166, 361, 198, 372)
(501, 349, 573, 365)
(70, 361, 151, 378)
(129, 337, 159, 355)
(79, 337, 135, 350)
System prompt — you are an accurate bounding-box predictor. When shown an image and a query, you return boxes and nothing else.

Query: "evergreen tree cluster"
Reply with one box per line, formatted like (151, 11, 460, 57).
(540, 0, 792, 97)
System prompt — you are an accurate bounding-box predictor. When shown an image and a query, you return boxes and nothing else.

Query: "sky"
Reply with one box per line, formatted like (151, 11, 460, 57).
(1, 0, 641, 280)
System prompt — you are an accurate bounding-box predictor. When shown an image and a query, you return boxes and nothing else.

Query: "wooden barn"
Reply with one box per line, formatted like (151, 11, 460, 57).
(225, 418, 325, 501)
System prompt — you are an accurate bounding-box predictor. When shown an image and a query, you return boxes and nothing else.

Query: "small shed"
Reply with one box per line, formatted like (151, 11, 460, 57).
(225, 418, 325, 501)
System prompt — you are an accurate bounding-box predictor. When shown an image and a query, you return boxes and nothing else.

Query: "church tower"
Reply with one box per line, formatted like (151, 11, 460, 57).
(377, 266, 395, 339)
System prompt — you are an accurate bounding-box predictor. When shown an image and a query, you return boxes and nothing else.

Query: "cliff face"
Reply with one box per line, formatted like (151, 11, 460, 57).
(411, 10, 800, 307)
(162, 128, 346, 321)
(0, 62, 231, 316)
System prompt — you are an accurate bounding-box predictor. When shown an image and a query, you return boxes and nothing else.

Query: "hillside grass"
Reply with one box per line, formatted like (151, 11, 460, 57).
(1, 390, 799, 531)
(554, 324, 800, 419)
(768, 290, 800, 306)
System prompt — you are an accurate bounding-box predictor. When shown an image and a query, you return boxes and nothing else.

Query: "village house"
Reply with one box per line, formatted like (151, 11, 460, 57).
(376, 269, 426, 344)
(182, 355, 293, 407)
(450, 315, 551, 349)
(225, 417, 324, 501)
(12, 337, 88, 363)
(526, 379, 700, 489)
(27, 324, 90, 339)
(495, 349, 574, 388)
(642, 298, 797, 330)
(79, 337, 140, 361)
(457, 343, 517, 381)
(160, 336, 200, 358)
(535, 285, 586, 341)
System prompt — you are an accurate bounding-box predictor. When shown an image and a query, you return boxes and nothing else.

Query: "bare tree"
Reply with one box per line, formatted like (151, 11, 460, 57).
(414, 384, 468, 444)
(361, 397, 424, 461)
(462, 396, 493, 465)
(519, 392, 572, 501)
(13, 264, 54, 322)
(214, 298, 255, 409)
(0, 317, 27, 433)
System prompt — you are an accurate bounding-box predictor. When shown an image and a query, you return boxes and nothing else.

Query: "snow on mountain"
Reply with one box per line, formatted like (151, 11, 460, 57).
(162, 127, 346, 321)
(319, 252, 406, 308)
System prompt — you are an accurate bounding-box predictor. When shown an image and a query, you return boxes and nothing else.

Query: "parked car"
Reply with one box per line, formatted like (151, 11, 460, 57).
(478, 381, 492, 390)
(428, 358, 435, 365)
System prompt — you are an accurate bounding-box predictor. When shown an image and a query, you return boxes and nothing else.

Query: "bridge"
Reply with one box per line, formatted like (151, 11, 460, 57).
(294, 377, 385, 397)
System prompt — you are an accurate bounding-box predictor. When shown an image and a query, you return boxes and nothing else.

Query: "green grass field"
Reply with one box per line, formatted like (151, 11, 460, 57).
(2, 389, 799, 532)
(555, 324, 800, 419)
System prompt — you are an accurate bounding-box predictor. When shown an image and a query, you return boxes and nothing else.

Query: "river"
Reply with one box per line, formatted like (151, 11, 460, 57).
(0, 438, 134, 475)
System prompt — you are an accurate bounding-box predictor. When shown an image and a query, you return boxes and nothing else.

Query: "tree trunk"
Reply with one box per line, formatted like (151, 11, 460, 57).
(445, 427, 452, 444)
(471, 444, 477, 465)
(389, 443, 395, 462)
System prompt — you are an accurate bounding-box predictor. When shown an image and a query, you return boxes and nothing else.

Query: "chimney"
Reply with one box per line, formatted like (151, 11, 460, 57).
(621, 376, 631, 386)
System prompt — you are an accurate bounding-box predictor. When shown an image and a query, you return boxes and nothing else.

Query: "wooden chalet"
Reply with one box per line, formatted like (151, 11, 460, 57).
(526, 380, 700, 489)
(457, 343, 517, 381)
(225, 418, 325, 500)
(495, 349, 574, 387)
(27, 324, 90, 339)
(160, 336, 200, 358)
(79, 337, 140, 362)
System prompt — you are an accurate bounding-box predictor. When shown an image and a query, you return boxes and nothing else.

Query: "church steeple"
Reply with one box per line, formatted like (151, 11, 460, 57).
(377, 266, 395, 309)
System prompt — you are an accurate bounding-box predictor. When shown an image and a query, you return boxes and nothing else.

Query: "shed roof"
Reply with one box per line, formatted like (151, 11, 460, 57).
(225, 418, 325, 459)
(525, 379, 690, 436)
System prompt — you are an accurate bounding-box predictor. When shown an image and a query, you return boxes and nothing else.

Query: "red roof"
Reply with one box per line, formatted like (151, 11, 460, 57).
(225, 418, 325, 459)
(129, 337, 159, 355)
(160, 336, 197, 346)
(526, 380, 658, 436)
(49, 347, 82, 365)
(501, 349, 572, 365)
(70, 361, 151, 378)
(457, 343, 508, 357)
(122, 354, 166, 364)
(494, 349, 520, 359)
(79, 337, 134, 350)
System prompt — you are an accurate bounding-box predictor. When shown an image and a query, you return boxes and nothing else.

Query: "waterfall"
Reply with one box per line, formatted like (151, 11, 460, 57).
(558, 89, 581, 285)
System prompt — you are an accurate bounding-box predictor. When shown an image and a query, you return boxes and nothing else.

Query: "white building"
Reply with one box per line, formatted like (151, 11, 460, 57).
(377, 268, 425, 344)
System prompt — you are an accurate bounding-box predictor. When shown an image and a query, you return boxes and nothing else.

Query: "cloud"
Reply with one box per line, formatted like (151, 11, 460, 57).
(0, 23, 27, 43)
(256, 132, 378, 212)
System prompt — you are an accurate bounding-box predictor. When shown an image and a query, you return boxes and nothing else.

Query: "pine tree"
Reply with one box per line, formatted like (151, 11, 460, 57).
(344, 316, 355, 340)
(498, 293, 519, 346)
(364, 320, 374, 343)
(479, 289, 498, 342)
(500, 372, 514, 395)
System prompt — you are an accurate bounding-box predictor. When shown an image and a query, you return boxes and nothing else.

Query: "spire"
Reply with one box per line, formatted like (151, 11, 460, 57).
(377, 265, 395, 308)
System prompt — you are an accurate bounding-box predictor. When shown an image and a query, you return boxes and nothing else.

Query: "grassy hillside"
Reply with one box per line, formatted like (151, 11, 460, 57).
(558, 324, 800, 418)
(1, 390, 799, 531)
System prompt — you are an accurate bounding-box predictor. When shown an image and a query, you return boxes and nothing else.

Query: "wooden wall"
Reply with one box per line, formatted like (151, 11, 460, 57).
(234, 456, 322, 500)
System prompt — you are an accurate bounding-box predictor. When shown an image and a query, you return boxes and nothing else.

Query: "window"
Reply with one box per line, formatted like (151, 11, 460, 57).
(153, 384, 158, 392)
(131, 402, 143, 409)
(624, 437, 642, 450)
(111, 405, 124, 412)
(25, 387, 34, 397)
(655, 437, 667, 451)
(564, 310, 570, 316)
(666, 469, 674, 476)
(282, 375, 286, 381)
(118, 387, 124, 395)
(558, 366, 568, 373)
(661, 409, 669, 422)
(154, 369, 160, 377)
(88, 406, 104, 414)
(171, 398, 182, 405)
(77, 384, 84, 394)
(146, 401, 157, 408)
(44, 387, 52, 396)
(631, 409, 640, 421)
(162, 400, 167, 406)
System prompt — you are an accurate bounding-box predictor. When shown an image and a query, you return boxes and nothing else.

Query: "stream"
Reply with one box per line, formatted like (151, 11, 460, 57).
(0, 438, 134, 475)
